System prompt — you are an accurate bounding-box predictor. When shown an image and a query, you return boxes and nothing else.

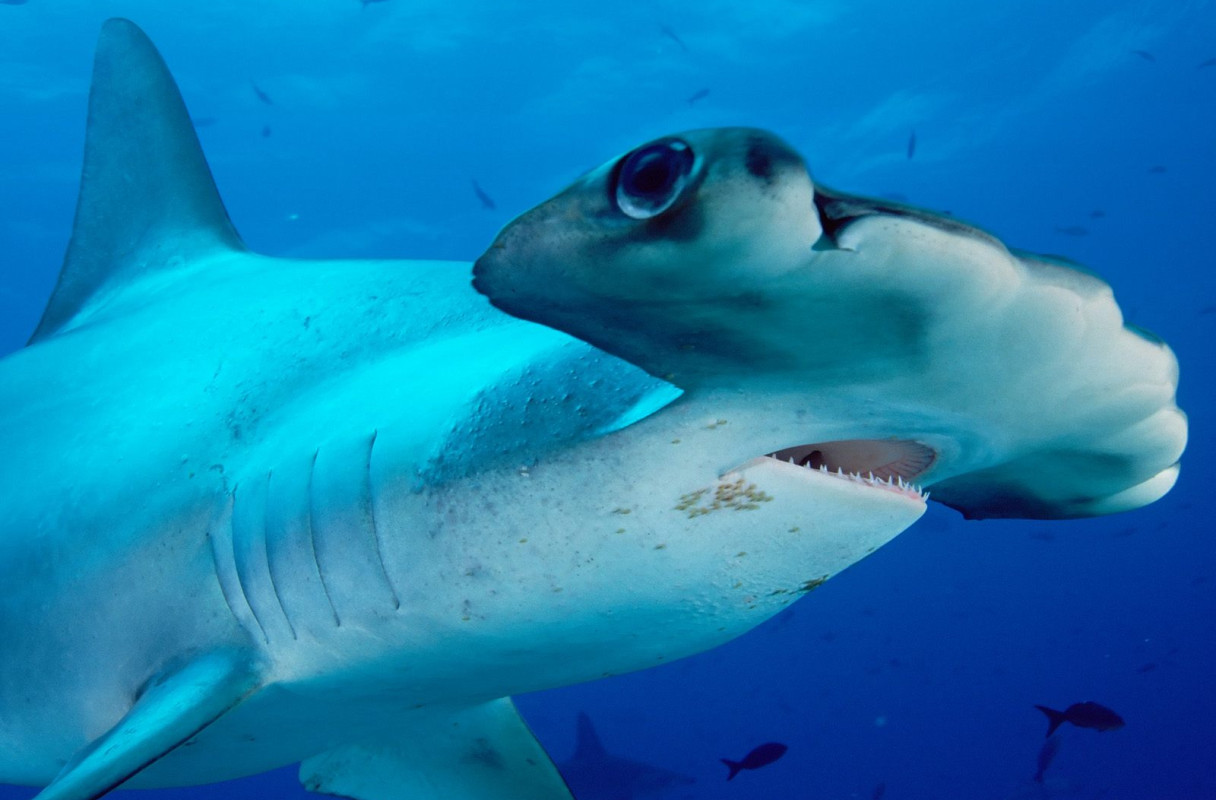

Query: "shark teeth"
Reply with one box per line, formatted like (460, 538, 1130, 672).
(768, 454, 929, 501)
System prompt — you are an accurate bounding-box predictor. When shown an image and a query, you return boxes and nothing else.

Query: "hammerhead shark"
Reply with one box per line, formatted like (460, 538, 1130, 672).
(0, 19, 1185, 800)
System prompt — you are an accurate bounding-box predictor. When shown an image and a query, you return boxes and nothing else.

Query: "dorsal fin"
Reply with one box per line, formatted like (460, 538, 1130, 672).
(30, 18, 244, 343)
(573, 712, 607, 760)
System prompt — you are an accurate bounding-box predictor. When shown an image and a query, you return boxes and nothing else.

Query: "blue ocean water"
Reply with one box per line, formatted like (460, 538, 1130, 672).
(1, 1, 1213, 798)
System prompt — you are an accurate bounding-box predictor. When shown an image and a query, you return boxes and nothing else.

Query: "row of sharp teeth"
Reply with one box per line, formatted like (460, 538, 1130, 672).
(770, 455, 929, 500)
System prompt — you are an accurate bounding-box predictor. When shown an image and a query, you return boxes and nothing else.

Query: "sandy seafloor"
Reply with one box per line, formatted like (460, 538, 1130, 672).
(1, 1, 1214, 798)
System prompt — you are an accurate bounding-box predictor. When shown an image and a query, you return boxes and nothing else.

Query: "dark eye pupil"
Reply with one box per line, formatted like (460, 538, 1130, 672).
(625, 154, 675, 196)
(613, 139, 694, 220)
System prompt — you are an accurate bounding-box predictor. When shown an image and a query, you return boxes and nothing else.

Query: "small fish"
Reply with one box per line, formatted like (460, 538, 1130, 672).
(1090, 209, 1105, 219)
(1034, 701, 1125, 737)
(1198, 57, 1216, 69)
(0, 1, 29, 6)
(906, 130, 916, 160)
(873, 781, 887, 799)
(472, 180, 496, 210)
(261, 125, 272, 138)
(720, 742, 787, 780)
(1136, 662, 1158, 673)
(659, 24, 688, 52)
(687, 88, 710, 105)
(1149, 165, 1167, 174)
(1131, 50, 1156, 62)
(251, 82, 274, 105)
(1054, 225, 1089, 236)
(1033, 735, 1061, 783)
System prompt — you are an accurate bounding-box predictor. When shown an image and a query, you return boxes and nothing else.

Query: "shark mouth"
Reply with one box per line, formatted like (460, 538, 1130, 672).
(763, 438, 935, 499)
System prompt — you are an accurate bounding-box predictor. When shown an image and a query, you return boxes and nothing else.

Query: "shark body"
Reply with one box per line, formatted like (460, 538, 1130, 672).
(0, 19, 1184, 800)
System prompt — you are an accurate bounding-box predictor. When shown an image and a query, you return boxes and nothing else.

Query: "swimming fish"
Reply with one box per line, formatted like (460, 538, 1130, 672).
(472, 179, 496, 210)
(0, 1, 29, 5)
(1054, 225, 1089, 236)
(720, 742, 788, 780)
(1198, 57, 1216, 69)
(659, 24, 688, 52)
(557, 713, 695, 799)
(1149, 165, 1168, 174)
(251, 81, 273, 105)
(1034, 702, 1126, 737)
(906, 130, 916, 159)
(1131, 50, 1156, 62)
(1033, 735, 1060, 782)
(260, 125, 271, 138)
(687, 88, 710, 105)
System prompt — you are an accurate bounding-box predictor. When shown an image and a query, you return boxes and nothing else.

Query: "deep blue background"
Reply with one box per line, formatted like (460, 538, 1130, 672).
(1, 1, 1213, 798)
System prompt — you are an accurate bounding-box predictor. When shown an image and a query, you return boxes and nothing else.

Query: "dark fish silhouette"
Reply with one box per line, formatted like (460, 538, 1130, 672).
(1149, 165, 1167, 174)
(873, 781, 887, 799)
(1034, 701, 1125, 737)
(1131, 50, 1156, 62)
(471, 180, 496, 210)
(557, 712, 695, 800)
(660, 24, 688, 51)
(0, 1, 29, 6)
(1136, 662, 1158, 673)
(721, 742, 787, 780)
(1090, 209, 1105, 219)
(1033, 735, 1060, 782)
(261, 125, 272, 138)
(362, 0, 390, 5)
(1054, 225, 1089, 236)
(1198, 57, 1216, 69)
(251, 82, 274, 105)
(687, 88, 710, 105)
(906, 130, 916, 159)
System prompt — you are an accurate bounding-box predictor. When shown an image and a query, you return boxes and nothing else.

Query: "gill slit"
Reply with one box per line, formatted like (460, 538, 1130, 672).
(367, 430, 401, 610)
(307, 448, 342, 627)
(263, 470, 299, 640)
(229, 483, 271, 644)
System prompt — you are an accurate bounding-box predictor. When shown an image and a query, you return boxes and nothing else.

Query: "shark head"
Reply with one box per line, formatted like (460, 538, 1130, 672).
(473, 128, 1186, 520)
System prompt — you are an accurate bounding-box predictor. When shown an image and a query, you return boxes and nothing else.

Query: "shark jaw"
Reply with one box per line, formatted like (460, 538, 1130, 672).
(474, 129, 1185, 520)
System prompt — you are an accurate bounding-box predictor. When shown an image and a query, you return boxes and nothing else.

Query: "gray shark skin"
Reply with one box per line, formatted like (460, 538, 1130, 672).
(557, 713, 695, 800)
(474, 132, 1187, 519)
(0, 18, 1184, 800)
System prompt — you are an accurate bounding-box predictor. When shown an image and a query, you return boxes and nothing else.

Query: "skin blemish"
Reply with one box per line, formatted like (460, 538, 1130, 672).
(705, 418, 728, 429)
(799, 575, 829, 593)
(676, 479, 773, 517)
(612, 507, 632, 515)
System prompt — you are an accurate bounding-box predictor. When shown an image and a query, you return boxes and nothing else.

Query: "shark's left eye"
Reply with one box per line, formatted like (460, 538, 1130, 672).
(613, 139, 694, 220)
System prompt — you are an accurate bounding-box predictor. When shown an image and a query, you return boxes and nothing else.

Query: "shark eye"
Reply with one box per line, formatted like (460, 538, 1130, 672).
(613, 139, 694, 219)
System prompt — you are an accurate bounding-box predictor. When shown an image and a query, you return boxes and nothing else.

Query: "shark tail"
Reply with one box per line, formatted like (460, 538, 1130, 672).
(1034, 705, 1067, 738)
(720, 758, 743, 781)
(31, 17, 245, 343)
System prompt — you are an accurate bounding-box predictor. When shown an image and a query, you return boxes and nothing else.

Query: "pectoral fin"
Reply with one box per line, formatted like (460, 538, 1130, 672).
(299, 697, 573, 800)
(34, 650, 262, 800)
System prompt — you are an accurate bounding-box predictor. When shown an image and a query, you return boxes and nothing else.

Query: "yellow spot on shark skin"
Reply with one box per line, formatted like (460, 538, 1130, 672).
(612, 507, 631, 515)
(675, 479, 773, 517)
